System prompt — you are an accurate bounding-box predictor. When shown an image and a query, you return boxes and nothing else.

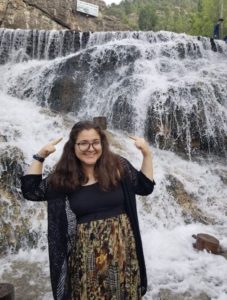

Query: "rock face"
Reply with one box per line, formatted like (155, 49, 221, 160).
(0, 146, 45, 256)
(159, 289, 211, 300)
(0, 0, 128, 31)
(6, 43, 142, 114)
(144, 87, 227, 158)
(166, 175, 214, 225)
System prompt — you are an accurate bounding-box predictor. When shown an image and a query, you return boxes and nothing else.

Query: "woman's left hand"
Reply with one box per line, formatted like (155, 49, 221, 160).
(129, 135, 153, 180)
(129, 136, 152, 157)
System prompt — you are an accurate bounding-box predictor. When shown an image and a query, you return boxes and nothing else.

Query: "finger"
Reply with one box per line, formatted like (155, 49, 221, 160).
(51, 137, 63, 145)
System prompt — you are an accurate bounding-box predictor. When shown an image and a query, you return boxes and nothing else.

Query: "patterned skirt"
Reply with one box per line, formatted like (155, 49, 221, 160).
(69, 213, 142, 300)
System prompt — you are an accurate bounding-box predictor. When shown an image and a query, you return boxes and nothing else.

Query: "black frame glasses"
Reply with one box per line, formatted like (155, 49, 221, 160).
(75, 140, 102, 152)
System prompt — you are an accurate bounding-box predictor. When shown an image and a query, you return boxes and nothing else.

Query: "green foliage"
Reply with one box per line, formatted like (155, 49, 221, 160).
(138, 5, 157, 30)
(104, 0, 227, 38)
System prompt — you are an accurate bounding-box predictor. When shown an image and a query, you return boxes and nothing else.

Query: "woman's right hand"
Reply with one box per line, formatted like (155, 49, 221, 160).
(38, 137, 63, 158)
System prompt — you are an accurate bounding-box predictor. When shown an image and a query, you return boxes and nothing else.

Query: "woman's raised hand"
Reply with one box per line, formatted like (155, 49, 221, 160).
(129, 136, 151, 157)
(129, 135, 153, 180)
(38, 137, 63, 158)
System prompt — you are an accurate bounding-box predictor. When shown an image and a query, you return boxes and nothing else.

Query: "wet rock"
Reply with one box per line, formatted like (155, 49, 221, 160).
(2, 261, 51, 299)
(0, 185, 46, 256)
(186, 42, 202, 58)
(112, 95, 135, 133)
(220, 250, 227, 260)
(0, 204, 42, 256)
(159, 289, 210, 300)
(144, 84, 227, 158)
(0, 146, 25, 197)
(0, 146, 45, 256)
(48, 74, 84, 113)
(0, 128, 21, 143)
(216, 169, 227, 185)
(176, 42, 186, 59)
(12, 44, 141, 115)
(166, 175, 214, 225)
(0, 283, 15, 300)
(0, 134, 7, 142)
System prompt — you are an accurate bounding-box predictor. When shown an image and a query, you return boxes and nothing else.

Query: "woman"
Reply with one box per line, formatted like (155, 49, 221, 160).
(21, 121, 155, 300)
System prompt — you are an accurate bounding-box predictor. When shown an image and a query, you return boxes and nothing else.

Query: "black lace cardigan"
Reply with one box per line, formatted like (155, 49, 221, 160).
(20, 157, 155, 300)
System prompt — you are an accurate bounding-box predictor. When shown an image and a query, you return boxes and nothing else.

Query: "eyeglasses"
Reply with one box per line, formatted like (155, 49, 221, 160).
(75, 140, 102, 152)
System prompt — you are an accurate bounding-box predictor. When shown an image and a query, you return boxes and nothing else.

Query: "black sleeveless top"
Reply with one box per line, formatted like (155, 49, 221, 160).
(68, 183, 126, 223)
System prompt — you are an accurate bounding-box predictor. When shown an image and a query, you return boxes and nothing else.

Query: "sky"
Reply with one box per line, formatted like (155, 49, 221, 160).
(103, 0, 122, 5)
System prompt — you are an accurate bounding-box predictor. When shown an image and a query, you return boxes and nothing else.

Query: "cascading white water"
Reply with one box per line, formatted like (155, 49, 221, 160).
(0, 29, 84, 63)
(1, 29, 226, 157)
(0, 30, 227, 300)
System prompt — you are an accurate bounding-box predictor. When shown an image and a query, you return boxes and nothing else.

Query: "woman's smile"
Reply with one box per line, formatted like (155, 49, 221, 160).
(75, 129, 102, 167)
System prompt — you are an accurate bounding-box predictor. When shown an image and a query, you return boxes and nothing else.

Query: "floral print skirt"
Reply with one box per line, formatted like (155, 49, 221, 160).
(69, 213, 142, 300)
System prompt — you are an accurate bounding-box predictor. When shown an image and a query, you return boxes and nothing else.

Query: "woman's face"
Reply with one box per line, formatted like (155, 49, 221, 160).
(75, 129, 102, 167)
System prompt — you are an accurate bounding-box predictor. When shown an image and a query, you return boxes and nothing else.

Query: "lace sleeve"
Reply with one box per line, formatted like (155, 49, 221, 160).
(20, 174, 48, 201)
(119, 156, 155, 195)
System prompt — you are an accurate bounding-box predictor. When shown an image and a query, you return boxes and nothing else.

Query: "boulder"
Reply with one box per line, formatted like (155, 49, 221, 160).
(0, 146, 45, 256)
(166, 175, 214, 225)
(159, 289, 210, 300)
(144, 85, 227, 158)
(0, 146, 25, 196)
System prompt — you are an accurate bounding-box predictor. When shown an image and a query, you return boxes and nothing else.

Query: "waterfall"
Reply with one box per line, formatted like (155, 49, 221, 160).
(0, 29, 227, 300)
(0, 29, 90, 63)
(0, 29, 226, 157)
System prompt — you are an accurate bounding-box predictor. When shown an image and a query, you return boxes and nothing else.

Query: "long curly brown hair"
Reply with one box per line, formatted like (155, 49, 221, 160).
(48, 121, 124, 192)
